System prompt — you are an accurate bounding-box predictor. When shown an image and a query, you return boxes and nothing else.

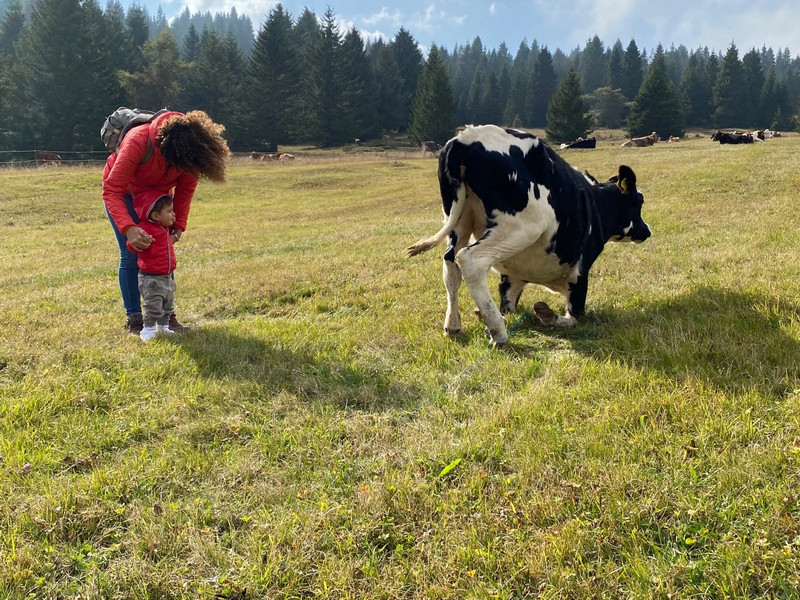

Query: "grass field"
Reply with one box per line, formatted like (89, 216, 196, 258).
(2, 134, 800, 598)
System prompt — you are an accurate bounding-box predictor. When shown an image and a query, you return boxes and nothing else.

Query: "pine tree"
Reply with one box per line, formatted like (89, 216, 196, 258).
(0, 0, 25, 56)
(528, 47, 557, 127)
(627, 50, 684, 138)
(246, 4, 302, 148)
(374, 42, 404, 132)
(312, 8, 345, 146)
(741, 49, 764, 126)
(545, 67, 593, 143)
(502, 39, 530, 126)
(480, 70, 503, 125)
(712, 43, 748, 127)
(679, 52, 713, 126)
(605, 40, 624, 90)
(182, 23, 201, 61)
(465, 67, 485, 123)
(409, 44, 457, 145)
(339, 28, 378, 141)
(392, 27, 423, 131)
(126, 5, 149, 47)
(577, 35, 606, 92)
(292, 8, 323, 143)
(622, 39, 644, 100)
(760, 66, 780, 125)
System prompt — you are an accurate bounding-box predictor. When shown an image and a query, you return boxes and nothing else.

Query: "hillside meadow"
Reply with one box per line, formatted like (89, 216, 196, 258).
(2, 133, 800, 598)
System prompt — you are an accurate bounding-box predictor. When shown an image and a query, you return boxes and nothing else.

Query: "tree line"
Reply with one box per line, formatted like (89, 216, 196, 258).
(0, 0, 799, 156)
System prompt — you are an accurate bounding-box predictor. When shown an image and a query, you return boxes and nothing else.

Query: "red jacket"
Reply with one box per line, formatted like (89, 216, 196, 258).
(102, 111, 198, 234)
(125, 191, 177, 275)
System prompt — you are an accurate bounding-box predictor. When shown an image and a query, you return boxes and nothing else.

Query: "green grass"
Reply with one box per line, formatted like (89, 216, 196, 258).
(2, 137, 800, 598)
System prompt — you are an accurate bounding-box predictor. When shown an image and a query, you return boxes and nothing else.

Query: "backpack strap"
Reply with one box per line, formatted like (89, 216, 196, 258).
(140, 137, 153, 165)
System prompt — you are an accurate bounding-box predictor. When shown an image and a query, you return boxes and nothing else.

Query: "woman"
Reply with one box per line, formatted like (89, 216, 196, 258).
(102, 110, 230, 334)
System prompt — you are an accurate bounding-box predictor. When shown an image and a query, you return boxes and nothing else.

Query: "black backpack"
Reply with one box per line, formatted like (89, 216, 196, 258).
(100, 107, 169, 161)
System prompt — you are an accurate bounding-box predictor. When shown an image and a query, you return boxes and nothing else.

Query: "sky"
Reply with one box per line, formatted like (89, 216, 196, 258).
(146, 0, 800, 56)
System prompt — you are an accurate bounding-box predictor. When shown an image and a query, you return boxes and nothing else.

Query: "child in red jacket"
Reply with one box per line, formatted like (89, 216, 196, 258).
(126, 191, 178, 342)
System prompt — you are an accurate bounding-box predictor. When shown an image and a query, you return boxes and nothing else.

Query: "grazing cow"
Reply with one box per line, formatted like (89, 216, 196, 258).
(421, 141, 442, 157)
(406, 124, 651, 346)
(251, 151, 295, 161)
(668, 136, 681, 142)
(621, 132, 659, 147)
(711, 130, 754, 144)
(34, 150, 61, 165)
(561, 137, 597, 149)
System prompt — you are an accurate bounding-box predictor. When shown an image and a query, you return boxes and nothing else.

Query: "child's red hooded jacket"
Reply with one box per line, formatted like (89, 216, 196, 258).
(102, 111, 198, 235)
(126, 191, 176, 275)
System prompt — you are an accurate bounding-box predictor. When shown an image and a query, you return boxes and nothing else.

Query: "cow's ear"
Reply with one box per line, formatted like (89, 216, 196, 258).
(617, 165, 636, 195)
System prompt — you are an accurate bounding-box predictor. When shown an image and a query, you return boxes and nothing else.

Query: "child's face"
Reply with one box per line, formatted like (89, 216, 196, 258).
(152, 203, 175, 227)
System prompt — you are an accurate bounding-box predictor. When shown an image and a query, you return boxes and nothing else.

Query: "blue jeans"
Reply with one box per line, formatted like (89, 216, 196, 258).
(107, 194, 141, 316)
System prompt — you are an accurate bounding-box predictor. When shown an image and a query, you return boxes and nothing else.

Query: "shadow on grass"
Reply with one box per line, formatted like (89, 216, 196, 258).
(173, 326, 422, 411)
(513, 286, 800, 397)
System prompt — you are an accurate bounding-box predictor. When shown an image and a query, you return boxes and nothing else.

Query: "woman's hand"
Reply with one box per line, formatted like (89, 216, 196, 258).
(171, 227, 183, 243)
(125, 226, 155, 251)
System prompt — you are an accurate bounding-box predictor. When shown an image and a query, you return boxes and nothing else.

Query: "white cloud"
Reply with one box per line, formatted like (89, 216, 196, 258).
(362, 6, 402, 27)
(489, 3, 496, 15)
(359, 29, 389, 44)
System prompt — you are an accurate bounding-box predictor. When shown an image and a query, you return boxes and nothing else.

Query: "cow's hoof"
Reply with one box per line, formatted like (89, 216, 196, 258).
(491, 335, 509, 349)
(533, 301, 560, 326)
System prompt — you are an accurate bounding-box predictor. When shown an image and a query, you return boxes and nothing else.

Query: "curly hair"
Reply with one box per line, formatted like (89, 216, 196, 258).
(156, 111, 231, 182)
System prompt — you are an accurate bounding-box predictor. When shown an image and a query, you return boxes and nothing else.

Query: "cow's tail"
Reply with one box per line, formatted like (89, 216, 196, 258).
(406, 141, 467, 257)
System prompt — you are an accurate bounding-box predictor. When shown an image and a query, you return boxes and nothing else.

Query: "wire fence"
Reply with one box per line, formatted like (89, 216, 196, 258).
(0, 149, 110, 167)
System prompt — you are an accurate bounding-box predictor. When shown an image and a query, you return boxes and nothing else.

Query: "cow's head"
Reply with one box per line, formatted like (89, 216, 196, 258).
(606, 165, 651, 244)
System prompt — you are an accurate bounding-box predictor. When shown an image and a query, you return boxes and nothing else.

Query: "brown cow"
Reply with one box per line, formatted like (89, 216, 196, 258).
(621, 132, 659, 147)
(35, 150, 62, 165)
(421, 141, 441, 157)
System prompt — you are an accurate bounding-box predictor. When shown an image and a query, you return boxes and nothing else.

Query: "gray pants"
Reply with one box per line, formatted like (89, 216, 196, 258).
(138, 273, 176, 327)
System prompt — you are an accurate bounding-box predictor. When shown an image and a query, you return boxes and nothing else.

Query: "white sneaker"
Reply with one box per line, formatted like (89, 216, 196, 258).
(158, 324, 175, 335)
(140, 326, 158, 342)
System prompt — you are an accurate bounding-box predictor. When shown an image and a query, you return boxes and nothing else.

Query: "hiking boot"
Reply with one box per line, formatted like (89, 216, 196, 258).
(126, 313, 144, 335)
(168, 314, 188, 332)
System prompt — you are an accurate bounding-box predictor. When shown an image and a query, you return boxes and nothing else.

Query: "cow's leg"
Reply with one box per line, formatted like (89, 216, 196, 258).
(443, 230, 470, 336)
(457, 223, 547, 346)
(498, 274, 527, 314)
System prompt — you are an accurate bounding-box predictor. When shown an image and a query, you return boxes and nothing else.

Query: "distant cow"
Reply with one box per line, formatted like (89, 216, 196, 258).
(406, 124, 651, 346)
(421, 141, 442, 157)
(35, 150, 61, 165)
(711, 130, 754, 144)
(752, 129, 774, 141)
(668, 136, 681, 142)
(251, 151, 295, 161)
(560, 137, 596, 149)
(621, 132, 659, 147)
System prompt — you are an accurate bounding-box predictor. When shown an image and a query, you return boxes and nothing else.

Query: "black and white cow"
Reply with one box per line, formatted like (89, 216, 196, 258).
(711, 130, 754, 144)
(407, 124, 652, 346)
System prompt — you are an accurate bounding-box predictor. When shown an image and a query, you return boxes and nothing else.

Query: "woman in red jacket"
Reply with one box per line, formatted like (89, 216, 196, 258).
(102, 110, 230, 334)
